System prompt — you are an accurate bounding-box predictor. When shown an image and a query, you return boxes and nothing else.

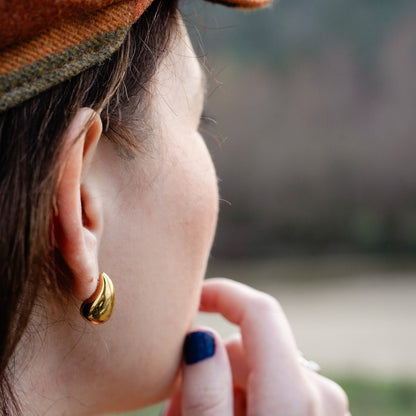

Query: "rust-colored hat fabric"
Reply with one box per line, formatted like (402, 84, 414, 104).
(0, 0, 272, 113)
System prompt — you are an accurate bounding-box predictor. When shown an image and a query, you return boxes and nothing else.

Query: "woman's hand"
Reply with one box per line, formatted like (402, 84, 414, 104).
(164, 278, 350, 416)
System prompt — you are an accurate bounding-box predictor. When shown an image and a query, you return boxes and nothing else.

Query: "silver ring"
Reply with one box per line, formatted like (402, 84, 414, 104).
(298, 352, 321, 373)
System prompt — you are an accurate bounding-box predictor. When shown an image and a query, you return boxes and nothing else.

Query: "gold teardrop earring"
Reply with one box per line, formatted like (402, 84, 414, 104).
(80, 272, 115, 324)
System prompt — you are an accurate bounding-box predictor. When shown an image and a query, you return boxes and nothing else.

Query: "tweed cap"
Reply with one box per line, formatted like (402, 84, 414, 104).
(0, 0, 272, 113)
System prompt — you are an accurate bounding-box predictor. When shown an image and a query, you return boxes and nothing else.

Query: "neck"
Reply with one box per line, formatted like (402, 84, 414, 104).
(13, 302, 101, 416)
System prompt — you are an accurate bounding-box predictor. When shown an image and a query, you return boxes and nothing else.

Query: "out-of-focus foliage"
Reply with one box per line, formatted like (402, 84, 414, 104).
(193, 0, 414, 68)
(182, 0, 416, 258)
(339, 378, 416, 416)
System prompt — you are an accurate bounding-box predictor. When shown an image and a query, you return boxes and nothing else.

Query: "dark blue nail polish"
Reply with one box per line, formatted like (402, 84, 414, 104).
(184, 331, 216, 365)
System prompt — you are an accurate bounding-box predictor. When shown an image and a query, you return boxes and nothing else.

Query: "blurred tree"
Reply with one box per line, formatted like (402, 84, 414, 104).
(182, 0, 416, 258)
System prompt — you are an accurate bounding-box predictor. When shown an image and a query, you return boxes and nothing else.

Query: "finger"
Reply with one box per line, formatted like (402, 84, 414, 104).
(308, 372, 350, 415)
(225, 333, 248, 390)
(226, 334, 248, 415)
(200, 278, 306, 414)
(180, 329, 233, 416)
(200, 279, 299, 367)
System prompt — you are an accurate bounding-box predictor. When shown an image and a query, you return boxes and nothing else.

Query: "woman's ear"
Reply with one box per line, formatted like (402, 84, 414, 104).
(54, 108, 103, 301)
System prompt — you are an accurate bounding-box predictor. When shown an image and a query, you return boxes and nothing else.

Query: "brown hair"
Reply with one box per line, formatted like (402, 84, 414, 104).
(0, 0, 178, 413)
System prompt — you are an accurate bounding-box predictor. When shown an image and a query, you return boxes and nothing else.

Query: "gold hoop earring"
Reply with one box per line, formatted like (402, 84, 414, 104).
(80, 272, 115, 324)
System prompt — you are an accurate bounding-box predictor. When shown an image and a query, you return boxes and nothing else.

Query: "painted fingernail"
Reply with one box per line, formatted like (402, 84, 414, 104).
(184, 331, 216, 365)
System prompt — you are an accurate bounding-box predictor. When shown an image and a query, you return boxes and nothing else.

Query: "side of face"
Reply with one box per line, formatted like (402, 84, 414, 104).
(79, 18, 219, 412)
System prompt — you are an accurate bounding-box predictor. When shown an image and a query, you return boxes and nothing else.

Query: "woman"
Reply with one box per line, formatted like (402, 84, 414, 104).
(0, 0, 350, 415)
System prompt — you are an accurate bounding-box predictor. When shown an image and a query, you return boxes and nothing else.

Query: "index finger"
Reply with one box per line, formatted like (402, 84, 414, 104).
(200, 278, 305, 413)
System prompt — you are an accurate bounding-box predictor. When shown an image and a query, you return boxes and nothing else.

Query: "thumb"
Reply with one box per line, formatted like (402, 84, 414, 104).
(180, 330, 233, 416)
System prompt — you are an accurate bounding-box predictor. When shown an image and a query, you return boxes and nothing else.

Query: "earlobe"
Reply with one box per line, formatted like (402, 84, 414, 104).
(54, 108, 103, 301)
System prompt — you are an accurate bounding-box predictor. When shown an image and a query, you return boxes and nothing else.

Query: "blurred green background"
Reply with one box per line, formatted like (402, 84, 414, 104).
(113, 0, 416, 415)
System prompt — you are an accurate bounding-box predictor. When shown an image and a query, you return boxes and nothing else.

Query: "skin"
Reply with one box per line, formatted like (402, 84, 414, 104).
(14, 15, 350, 416)
(16, 19, 218, 415)
(164, 279, 350, 416)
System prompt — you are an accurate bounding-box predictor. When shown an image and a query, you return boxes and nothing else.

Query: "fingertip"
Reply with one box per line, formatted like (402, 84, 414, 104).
(199, 278, 235, 312)
(181, 328, 233, 415)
